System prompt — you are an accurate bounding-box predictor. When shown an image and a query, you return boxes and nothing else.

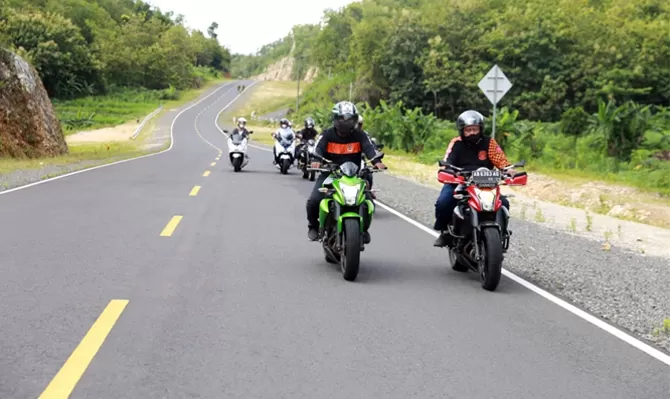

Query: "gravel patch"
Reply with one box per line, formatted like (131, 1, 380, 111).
(0, 109, 172, 194)
(0, 159, 126, 192)
(372, 172, 670, 353)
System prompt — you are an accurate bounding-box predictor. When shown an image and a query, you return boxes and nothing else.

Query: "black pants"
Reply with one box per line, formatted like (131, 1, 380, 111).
(306, 172, 373, 229)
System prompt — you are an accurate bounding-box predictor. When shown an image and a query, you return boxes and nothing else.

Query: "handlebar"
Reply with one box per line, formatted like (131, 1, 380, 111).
(437, 159, 525, 176)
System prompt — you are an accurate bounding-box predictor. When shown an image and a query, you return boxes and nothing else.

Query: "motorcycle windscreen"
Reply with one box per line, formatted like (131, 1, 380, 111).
(230, 133, 245, 145)
(276, 127, 295, 142)
(339, 161, 360, 177)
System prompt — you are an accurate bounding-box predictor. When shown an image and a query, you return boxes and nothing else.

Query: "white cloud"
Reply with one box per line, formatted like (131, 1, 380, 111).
(146, 0, 355, 54)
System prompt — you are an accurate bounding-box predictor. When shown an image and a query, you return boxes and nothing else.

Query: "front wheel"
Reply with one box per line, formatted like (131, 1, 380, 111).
(309, 170, 315, 181)
(479, 228, 503, 291)
(341, 218, 361, 281)
(280, 159, 290, 174)
(232, 157, 242, 172)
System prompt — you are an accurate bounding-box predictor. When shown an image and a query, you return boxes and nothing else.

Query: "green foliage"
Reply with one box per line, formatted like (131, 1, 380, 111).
(265, 0, 670, 194)
(0, 0, 231, 100)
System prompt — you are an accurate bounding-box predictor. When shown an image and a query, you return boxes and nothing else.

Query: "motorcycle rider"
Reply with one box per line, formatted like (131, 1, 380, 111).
(433, 110, 516, 247)
(295, 117, 318, 158)
(306, 101, 387, 242)
(230, 117, 250, 138)
(271, 118, 294, 164)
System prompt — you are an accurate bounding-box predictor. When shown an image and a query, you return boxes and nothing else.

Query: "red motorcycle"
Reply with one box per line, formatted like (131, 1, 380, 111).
(437, 160, 528, 291)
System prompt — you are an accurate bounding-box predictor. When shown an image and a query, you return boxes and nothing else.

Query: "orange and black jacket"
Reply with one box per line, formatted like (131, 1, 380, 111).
(313, 127, 381, 166)
(444, 136, 510, 171)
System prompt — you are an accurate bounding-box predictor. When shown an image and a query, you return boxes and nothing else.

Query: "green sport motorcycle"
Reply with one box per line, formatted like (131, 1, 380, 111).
(308, 160, 385, 281)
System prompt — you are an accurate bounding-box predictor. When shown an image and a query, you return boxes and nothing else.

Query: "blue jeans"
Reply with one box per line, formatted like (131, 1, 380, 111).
(433, 184, 510, 231)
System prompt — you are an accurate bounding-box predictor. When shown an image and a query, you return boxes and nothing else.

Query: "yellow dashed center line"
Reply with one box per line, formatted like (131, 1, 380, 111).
(203, 170, 210, 177)
(38, 299, 129, 399)
(189, 186, 201, 196)
(160, 215, 183, 236)
(210, 162, 216, 166)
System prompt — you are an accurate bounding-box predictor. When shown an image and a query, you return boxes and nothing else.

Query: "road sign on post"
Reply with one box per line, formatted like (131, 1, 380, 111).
(478, 65, 512, 139)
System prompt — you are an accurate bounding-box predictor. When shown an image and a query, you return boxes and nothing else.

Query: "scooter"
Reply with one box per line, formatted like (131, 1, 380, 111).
(223, 129, 252, 172)
(273, 127, 296, 174)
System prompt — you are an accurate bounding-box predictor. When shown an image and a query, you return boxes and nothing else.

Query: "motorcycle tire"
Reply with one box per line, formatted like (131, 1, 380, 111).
(280, 159, 290, 174)
(309, 170, 315, 181)
(479, 228, 504, 291)
(449, 248, 469, 272)
(341, 219, 361, 281)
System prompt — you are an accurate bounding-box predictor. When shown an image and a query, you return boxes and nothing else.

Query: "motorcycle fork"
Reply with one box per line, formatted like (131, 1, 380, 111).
(469, 208, 483, 262)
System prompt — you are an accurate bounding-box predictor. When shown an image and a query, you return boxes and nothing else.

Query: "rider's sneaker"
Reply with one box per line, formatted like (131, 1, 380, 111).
(308, 227, 319, 241)
(433, 232, 449, 247)
(362, 231, 371, 244)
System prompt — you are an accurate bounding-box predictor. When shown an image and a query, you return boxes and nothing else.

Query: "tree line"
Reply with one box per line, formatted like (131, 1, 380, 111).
(234, 0, 670, 193)
(0, 0, 231, 99)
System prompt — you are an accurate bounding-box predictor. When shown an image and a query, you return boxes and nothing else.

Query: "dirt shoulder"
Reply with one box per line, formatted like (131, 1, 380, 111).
(382, 154, 670, 258)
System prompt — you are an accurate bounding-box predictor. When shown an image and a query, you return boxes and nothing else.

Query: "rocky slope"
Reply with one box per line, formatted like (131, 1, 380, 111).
(0, 48, 68, 158)
(252, 56, 318, 82)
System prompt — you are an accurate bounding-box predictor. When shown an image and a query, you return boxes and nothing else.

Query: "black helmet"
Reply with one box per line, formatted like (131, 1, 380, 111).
(456, 110, 485, 144)
(331, 101, 358, 136)
(304, 117, 315, 129)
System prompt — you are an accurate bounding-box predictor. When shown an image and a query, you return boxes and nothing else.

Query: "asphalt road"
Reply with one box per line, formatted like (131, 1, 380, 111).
(1, 80, 668, 398)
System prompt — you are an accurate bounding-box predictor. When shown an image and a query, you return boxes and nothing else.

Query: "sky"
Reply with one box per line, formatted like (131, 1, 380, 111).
(146, 0, 356, 55)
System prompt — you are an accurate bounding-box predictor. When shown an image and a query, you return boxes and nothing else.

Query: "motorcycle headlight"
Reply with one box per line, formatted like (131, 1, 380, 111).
(475, 188, 496, 211)
(340, 184, 360, 206)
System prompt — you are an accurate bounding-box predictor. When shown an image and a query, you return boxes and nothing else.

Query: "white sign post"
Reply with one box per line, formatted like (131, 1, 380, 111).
(478, 65, 512, 139)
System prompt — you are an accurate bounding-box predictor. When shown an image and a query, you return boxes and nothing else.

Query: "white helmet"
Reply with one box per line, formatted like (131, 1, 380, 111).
(237, 117, 247, 128)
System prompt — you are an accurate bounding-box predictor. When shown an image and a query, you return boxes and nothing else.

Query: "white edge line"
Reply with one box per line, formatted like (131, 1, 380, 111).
(214, 81, 268, 152)
(221, 80, 670, 366)
(374, 200, 670, 367)
(0, 81, 239, 197)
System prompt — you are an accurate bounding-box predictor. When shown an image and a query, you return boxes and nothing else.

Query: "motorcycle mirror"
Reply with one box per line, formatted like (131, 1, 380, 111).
(515, 160, 526, 168)
(376, 144, 385, 149)
(438, 159, 448, 167)
(223, 129, 229, 133)
(249, 130, 254, 134)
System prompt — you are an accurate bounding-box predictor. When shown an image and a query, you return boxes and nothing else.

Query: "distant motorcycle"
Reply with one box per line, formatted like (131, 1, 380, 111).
(273, 127, 296, 174)
(297, 138, 317, 181)
(223, 129, 252, 172)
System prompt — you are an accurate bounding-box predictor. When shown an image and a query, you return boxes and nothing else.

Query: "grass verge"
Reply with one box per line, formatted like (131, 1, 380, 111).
(54, 77, 232, 135)
(0, 78, 230, 175)
(380, 149, 670, 229)
(233, 80, 308, 119)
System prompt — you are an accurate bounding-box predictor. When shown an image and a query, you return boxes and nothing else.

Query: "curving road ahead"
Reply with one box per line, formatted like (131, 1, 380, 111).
(0, 80, 668, 398)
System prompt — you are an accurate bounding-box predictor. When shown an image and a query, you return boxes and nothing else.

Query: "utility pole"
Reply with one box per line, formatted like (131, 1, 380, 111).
(296, 56, 303, 120)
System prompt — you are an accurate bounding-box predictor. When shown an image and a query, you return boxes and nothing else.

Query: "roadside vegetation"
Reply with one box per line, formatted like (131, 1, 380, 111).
(0, 0, 233, 178)
(231, 0, 670, 227)
(0, 0, 231, 136)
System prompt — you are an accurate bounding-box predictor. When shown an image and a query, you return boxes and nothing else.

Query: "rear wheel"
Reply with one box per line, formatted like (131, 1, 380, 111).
(449, 248, 469, 272)
(341, 219, 361, 281)
(479, 228, 503, 291)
